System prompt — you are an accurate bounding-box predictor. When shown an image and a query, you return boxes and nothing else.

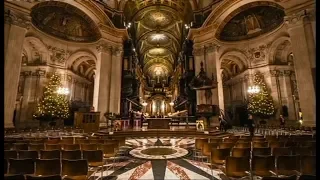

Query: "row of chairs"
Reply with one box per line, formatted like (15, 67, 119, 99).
(5, 159, 89, 179)
(5, 143, 119, 153)
(224, 155, 315, 178)
(4, 149, 114, 160)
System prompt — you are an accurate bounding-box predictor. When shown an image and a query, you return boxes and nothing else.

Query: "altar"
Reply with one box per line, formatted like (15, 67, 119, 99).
(147, 118, 171, 129)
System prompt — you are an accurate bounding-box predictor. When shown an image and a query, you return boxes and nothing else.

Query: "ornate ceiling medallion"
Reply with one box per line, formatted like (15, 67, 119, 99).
(142, 10, 174, 29)
(148, 48, 167, 56)
(147, 33, 170, 45)
(31, 2, 101, 42)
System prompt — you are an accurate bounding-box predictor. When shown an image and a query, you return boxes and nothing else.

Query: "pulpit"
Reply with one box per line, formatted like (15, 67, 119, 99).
(147, 118, 171, 129)
(196, 104, 219, 128)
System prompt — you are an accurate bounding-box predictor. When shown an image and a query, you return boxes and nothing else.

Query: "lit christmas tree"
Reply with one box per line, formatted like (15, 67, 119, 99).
(247, 72, 275, 118)
(33, 73, 70, 123)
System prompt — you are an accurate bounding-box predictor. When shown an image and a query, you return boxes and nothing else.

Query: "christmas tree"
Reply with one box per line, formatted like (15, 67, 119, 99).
(247, 72, 275, 118)
(33, 73, 70, 122)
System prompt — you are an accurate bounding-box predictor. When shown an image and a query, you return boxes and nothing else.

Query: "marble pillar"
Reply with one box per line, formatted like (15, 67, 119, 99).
(285, 10, 315, 126)
(4, 14, 29, 128)
(93, 42, 112, 120)
(20, 71, 32, 125)
(109, 47, 123, 114)
(279, 70, 296, 121)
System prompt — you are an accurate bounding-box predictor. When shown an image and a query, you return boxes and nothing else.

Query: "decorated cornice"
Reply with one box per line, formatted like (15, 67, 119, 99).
(4, 9, 31, 29)
(284, 8, 315, 28)
(96, 41, 113, 53)
(205, 43, 220, 53)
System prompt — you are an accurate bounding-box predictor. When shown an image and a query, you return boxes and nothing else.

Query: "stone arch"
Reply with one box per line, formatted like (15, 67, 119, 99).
(23, 36, 49, 64)
(67, 51, 97, 68)
(267, 36, 292, 64)
(220, 49, 248, 71)
(67, 50, 96, 79)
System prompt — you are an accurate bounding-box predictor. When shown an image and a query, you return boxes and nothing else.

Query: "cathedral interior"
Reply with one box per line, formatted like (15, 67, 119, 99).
(4, 0, 315, 180)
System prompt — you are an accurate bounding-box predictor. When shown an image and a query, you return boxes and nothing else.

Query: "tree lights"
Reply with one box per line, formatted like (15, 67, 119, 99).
(247, 72, 275, 118)
(33, 73, 70, 122)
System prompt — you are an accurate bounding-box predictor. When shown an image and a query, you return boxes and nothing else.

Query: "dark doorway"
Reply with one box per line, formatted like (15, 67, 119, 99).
(235, 106, 248, 126)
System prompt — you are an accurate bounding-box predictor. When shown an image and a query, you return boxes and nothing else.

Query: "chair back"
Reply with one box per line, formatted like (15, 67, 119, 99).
(14, 143, 29, 150)
(82, 150, 103, 163)
(80, 143, 98, 150)
(45, 144, 61, 150)
(26, 175, 62, 180)
(29, 143, 45, 151)
(18, 150, 39, 160)
(252, 155, 275, 172)
(225, 156, 250, 177)
(61, 159, 88, 177)
(218, 143, 234, 149)
(272, 147, 291, 156)
(8, 158, 35, 174)
(4, 150, 18, 159)
(35, 159, 61, 176)
(253, 148, 271, 156)
(40, 150, 61, 159)
(277, 155, 300, 171)
(61, 150, 82, 160)
(62, 144, 80, 151)
(211, 148, 231, 164)
(300, 155, 316, 175)
(231, 148, 250, 157)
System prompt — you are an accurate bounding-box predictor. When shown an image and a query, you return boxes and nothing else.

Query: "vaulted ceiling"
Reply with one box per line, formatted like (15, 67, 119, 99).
(123, 0, 193, 84)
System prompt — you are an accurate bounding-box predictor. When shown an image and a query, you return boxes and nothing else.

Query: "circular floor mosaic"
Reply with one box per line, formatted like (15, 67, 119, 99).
(129, 146, 189, 160)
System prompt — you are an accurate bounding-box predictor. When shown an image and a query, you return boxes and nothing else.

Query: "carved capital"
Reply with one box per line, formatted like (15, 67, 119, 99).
(21, 71, 32, 77)
(192, 46, 204, 56)
(4, 10, 31, 29)
(283, 70, 292, 76)
(96, 42, 112, 53)
(270, 70, 280, 77)
(284, 9, 314, 29)
(112, 47, 123, 56)
(205, 43, 219, 53)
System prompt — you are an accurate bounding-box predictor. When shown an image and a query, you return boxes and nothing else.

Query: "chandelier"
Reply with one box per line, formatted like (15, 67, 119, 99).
(189, 61, 217, 90)
(247, 85, 260, 94)
(57, 87, 70, 95)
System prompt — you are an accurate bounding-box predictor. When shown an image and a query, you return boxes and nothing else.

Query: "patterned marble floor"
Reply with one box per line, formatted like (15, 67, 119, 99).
(88, 137, 228, 180)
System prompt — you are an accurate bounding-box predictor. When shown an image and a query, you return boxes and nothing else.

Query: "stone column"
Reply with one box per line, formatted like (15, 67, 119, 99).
(206, 44, 224, 111)
(93, 42, 112, 120)
(193, 46, 206, 105)
(4, 12, 30, 128)
(279, 70, 296, 121)
(269, 70, 281, 119)
(285, 10, 315, 126)
(20, 71, 32, 126)
(109, 47, 123, 114)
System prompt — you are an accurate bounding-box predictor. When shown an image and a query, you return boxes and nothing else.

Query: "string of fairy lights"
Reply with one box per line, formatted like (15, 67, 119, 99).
(33, 73, 70, 120)
(247, 73, 275, 117)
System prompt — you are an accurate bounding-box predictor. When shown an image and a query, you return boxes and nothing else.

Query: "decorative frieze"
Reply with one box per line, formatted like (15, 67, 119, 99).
(47, 46, 70, 64)
(4, 10, 31, 29)
(284, 9, 315, 28)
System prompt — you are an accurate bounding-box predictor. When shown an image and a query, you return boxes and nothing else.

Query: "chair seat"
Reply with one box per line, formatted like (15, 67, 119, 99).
(103, 153, 115, 158)
(63, 175, 87, 180)
(277, 170, 300, 176)
(88, 162, 104, 167)
(253, 170, 275, 177)
(212, 159, 225, 164)
(227, 171, 248, 177)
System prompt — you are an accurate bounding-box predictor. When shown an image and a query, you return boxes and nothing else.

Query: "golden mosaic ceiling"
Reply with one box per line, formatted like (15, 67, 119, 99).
(124, 0, 192, 80)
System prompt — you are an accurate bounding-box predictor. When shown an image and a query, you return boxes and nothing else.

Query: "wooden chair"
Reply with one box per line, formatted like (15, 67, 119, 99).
(298, 175, 316, 180)
(75, 139, 89, 144)
(300, 155, 315, 176)
(8, 158, 35, 175)
(61, 150, 82, 160)
(26, 175, 62, 180)
(35, 159, 61, 176)
(234, 142, 251, 148)
(13, 143, 29, 150)
(225, 156, 250, 178)
(292, 147, 313, 156)
(223, 138, 238, 143)
(82, 150, 105, 167)
(253, 141, 269, 148)
(4, 174, 25, 180)
(45, 144, 61, 150)
(61, 159, 88, 180)
(276, 155, 301, 176)
(98, 144, 116, 158)
(4, 143, 13, 150)
(202, 143, 219, 156)
(40, 150, 61, 159)
(29, 143, 45, 151)
(88, 139, 104, 144)
(266, 136, 278, 141)
(18, 150, 39, 160)
(45, 138, 60, 144)
(4, 159, 8, 174)
(269, 142, 286, 148)
(218, 143, 234, 149)
(253, 148, 271, 156)
(231, 148, 250, 157)
(80, 144, 98, 151)
(60, 138, 74, 144)
(252, 155, 276, 177)
(4, 150, 18, 159)
(195, 138, 207, 151)
(209, 138, 222, 143)
(237, 139, 252, 143)
(210, 148, 231, 165)
(62, 144, 80, 151)
(272, 147, 291, 157)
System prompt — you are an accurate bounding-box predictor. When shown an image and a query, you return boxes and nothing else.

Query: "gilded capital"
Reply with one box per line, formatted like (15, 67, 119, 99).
(96, 42, 112, 53)
(205, 43, 219, 53)
(4, 10, 31, 29)
(112, 47, 123, 56)
(192, 46, 204, 56)
(284, 9, 314, 28)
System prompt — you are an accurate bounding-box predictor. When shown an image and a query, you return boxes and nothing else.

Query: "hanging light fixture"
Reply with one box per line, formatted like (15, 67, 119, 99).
(247, 85, 260, 94)
(169, 102, 174, 106)
(142, 102, 148, 106)
(57, 87, 70, 95)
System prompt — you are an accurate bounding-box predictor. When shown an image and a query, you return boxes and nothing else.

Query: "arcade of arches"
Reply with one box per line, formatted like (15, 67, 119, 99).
(5, 0, 315, 129)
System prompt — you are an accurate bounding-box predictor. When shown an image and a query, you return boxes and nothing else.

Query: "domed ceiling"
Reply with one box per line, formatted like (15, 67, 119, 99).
(217, 4, 285, 41)
(31, 2, 101, 42)
(124, 0, 193, 85)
